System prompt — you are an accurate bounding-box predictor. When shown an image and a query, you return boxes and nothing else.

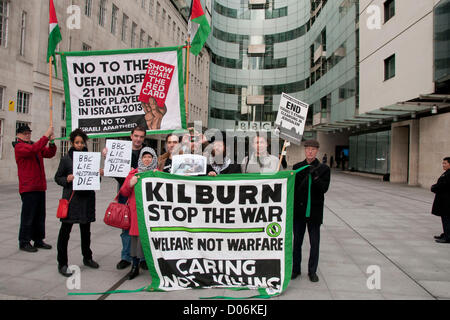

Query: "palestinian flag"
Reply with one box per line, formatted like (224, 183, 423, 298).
(188, 0, 211, 56)
(47, 0, 62, 70)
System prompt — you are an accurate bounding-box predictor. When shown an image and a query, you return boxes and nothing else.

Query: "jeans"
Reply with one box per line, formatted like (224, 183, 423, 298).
(19, 191, 46, 246)
(292, 219, 321, 275)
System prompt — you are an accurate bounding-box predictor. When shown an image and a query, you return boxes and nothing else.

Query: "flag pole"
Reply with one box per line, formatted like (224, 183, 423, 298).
(277, 140, 288, 171)
(49, 56, 53, 128)
(185, 36, 191, 125)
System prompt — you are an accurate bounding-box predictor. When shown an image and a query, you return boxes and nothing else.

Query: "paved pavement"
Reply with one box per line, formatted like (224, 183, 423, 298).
(0, 170, 449, 300)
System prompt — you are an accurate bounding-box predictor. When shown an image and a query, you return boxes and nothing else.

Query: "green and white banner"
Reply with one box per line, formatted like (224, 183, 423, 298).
(135, 170, 296, 297)
(61, 47, 186, 139)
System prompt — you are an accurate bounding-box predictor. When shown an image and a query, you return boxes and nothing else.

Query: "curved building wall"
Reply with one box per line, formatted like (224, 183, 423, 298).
(208, 0, 359, 132)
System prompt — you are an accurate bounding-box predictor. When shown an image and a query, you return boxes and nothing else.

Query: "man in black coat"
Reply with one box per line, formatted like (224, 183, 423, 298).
(292, 140, 330, 282)
(432, 157, 450, 243)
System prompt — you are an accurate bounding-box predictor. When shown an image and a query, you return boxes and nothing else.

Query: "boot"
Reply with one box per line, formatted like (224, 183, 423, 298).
(128, 265, 140, 280)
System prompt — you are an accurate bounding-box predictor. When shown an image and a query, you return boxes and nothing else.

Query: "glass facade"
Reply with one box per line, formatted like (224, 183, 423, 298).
(434, 0, 450, 89)
(208, 0, 359, 131)
(349, 131, 391, 174)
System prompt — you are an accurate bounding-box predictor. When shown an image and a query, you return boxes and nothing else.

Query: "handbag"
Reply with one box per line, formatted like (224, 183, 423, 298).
(104, 193, 131, 230)
(56, 191, 75, 219)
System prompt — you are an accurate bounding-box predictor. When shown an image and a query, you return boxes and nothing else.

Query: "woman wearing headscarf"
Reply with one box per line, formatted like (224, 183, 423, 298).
(119, 147, 158, 280)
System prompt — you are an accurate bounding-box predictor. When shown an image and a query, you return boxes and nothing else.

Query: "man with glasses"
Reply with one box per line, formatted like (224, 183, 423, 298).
(13, 125, 57, 253)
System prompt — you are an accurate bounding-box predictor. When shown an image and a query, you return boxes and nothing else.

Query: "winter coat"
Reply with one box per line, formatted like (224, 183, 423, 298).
(431, 169, 450, 217)
(54, 147, 96, 224)
(13, 136, 57, 194)
(206, 163, 242, 175)
(293, 159, 331, 225)
(119, 169, 140, 236)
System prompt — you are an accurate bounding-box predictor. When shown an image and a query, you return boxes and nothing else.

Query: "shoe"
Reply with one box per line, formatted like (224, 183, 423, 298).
(128, 265, 140, 280)
(435, 238, 450, 244)
(291, 272, 300, 280)
(308, 273, 319, 282)
(434, 233, 445, 240)
(20, 243, 38, 253)
(139, 261, 148, 270)
(83, 258, 99, 269)
(34, 241, 52, 250)
(58, 265, 73, 277)
(116, 259, 131, 270)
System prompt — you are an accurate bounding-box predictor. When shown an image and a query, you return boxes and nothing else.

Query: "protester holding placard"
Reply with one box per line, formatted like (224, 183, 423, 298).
(207, 140, 241, 176)
(102, 126, 148, 271)
(13, 125, 57, 253)
(292, 140, 330, 283)
(242, 135, 279, 174)
(54, 129, 101, 277)
(119, 147, 158, 280)
(157, 134, 181, 173)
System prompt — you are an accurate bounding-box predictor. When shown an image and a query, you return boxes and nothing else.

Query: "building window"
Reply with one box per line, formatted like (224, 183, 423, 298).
(85, 0, 92, 17)
(0, 86, 4, 110)
(148, 0, 154, 17)
(98, 0, 107, 26)
(131, 22, 137, 48)
(384, 0, 395, 23)
(384, 54, 395, 80)
(82, 42, 91, 51)
(60, 127, 69, 157)
(111, 5, 118, 35)
(139, 29, 145, 48)
(147, 35, 152, 47)
(92, 138, 100, 152)
(121, 14, 129, 42)
(0, 0, 9, 47)
(0, 119, 3, 159)
(141, 0, 146, 9)
(61, 101, 66, 120)
(17, 91, 30, 114)
(19, 11, 26, 56)
(156, 2, 160, 23)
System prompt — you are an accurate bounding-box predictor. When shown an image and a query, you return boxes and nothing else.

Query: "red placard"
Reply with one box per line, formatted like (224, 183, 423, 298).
(139, 59, 175, 107)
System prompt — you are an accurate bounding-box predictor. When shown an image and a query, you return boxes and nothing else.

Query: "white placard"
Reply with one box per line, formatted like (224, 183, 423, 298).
(73, 152, 101, 190)
(104, 140, 132, 177)
(274, 93, 310, 145)
(171, 154, 207, 176)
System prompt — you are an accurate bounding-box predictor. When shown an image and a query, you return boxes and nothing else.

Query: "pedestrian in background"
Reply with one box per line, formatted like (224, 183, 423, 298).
(119, 147, 158, 280)
(432, 157, 450, 244)
(292, 140, 330, 282)
(322, 153, 328, 164)
(330, 155, 334, 168)
(13, 124, 56, 253)
(54, 129, 101, 277)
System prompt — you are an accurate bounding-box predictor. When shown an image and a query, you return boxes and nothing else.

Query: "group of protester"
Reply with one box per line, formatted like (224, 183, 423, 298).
(12, 123, 450, 284)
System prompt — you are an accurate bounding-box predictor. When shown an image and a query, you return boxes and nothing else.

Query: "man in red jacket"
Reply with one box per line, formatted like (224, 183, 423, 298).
(13, 124, 57, 252)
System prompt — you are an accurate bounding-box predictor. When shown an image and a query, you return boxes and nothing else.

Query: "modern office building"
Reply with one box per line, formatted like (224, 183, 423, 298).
(0, 0, 211, 182)
(208, 0, 449, 188)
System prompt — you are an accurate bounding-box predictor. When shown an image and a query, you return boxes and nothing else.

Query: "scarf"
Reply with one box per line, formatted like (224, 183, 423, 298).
(210, 156, 231, 174)
(137, 147, 158, 173)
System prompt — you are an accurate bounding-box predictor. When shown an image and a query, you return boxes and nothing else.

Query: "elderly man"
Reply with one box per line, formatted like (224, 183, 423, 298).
(13, 125, 56, 253)
(432, 157, 450, 244)
(292, 140, 330, 282)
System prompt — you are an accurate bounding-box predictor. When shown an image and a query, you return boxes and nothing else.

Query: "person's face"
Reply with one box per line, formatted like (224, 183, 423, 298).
(17, 131, 32, 142)
(72, 136, 86, 151)
(443, 160, 450, 171)
(253, 137, 268, 156)
(131, 130, 145, 149)
(166, 135, 179, 154)
(190, 134, 202, 152)
(213, 141, 225, 158)
(305, 147, 319, 162)
(142, 154, 153, 166)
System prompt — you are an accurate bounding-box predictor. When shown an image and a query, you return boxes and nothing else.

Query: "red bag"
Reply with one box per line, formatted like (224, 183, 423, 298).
(104, 194, 131, 230)
(56, 192, 74, 219)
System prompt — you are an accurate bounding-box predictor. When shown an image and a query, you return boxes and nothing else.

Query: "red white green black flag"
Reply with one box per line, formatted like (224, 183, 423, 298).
(188, 0, 211, 56)
(47, 0, 62, 70)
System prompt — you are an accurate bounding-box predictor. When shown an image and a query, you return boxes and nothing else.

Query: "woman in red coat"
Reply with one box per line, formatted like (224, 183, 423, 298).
(119, 146, 157, 280)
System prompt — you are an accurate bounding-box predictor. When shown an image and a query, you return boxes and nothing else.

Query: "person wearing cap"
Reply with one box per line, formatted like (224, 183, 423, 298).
(13, 125, 56, 253)
(292, 139, 330, 282)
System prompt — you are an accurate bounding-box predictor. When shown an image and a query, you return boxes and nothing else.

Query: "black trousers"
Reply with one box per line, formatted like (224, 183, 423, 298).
(19, 191, 46, 246)
(442, 216, 450, 239)
(292, 219, 321, 275)
(57, 222, 92, 267)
